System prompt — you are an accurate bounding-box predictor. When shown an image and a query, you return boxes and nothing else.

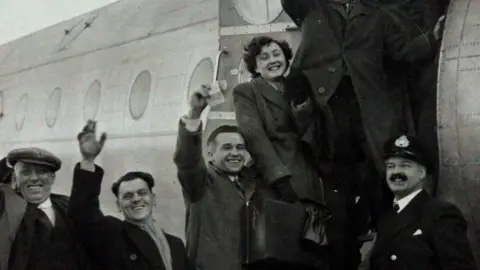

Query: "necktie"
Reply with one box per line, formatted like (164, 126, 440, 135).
(393, 203, 400, 212)
(232, 176, 244, 193)
(28, 203, 53, 241)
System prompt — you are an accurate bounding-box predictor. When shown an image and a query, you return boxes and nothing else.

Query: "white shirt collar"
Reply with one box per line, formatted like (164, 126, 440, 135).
(37, 197, 53, 209)
(394, 189, 423, 213)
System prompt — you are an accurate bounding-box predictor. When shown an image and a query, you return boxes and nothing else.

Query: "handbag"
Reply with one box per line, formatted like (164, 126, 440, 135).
(242, 197, 329, 268)
(301, 201, 332, 248)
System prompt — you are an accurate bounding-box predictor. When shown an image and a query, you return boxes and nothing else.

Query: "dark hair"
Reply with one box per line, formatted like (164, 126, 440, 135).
(207, 125, 243, 146)
(111, 171, 155, 198)
(243, 36, 293, 79)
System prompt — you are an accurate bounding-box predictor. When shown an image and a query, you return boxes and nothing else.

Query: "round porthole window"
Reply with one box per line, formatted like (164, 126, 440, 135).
(15, 94, 28, 131)
(233, 0, 283, 25)
(237, 59, 253, 83)
(45, 87, 62, 128)
(83, 80, 102, 121)
(129, 70, 152, 120)
(187, 58, 214, 127)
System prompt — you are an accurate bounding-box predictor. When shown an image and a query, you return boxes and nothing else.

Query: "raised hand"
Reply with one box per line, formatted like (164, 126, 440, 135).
(77, 120, 107, 161)
(188, 84, 210, 119)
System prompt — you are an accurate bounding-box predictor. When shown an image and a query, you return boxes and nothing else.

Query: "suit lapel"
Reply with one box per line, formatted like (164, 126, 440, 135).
(208, 165, 245, 200)
(16, 204, 37, 270)
(372, 190, 429, 255)
(124, 222, 166, 270)
(253, 77, 289, 111)
(164, 234, 181, 270)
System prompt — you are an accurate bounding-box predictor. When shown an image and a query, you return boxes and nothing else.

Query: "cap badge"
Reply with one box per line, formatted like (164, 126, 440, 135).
(395, 135, 410, 148)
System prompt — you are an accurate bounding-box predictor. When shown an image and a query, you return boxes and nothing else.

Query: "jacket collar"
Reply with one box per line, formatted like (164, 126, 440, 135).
(372, 189, 429, 254)
(252, 76, 289, 111)
(123, 221, 166, 269)
(207, 163, 257, 200)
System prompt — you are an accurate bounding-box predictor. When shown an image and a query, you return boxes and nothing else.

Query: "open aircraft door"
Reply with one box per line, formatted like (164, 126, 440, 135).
(203, 0, 302, 143)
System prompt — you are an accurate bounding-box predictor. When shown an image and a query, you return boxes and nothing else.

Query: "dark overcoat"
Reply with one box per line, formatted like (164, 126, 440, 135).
(282, 0, 437, 170)
(232, 77, 325, 206)
(173, 120, 274, 270)
(0, 185, 94, 270)
(370, 190, 477, 270)
(68, 165, 191, 270)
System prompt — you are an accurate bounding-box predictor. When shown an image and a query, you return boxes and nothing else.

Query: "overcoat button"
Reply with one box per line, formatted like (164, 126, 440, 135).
(390, 254, 397, 261)
(317, 87, 326, 94)
(130, 254, 137, 260)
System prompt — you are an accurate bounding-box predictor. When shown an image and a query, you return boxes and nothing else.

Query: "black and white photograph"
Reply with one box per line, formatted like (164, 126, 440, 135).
(0, 0, 478, 269)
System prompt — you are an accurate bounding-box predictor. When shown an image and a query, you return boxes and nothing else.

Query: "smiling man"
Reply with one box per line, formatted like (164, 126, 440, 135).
(0, 147, 94, 270)
(174, 84, 269, 270)
(368, 134, 476, 270)
(68, 120, 191, 270)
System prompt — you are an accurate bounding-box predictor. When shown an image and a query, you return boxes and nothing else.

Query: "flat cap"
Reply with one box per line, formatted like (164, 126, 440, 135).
(383, 134, 430, 170)
(7, 147, 61, 172)
(0, 157, 12, 183)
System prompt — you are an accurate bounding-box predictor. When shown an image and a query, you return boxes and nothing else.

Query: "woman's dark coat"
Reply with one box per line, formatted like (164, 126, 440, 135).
(233, 77, 325, 205)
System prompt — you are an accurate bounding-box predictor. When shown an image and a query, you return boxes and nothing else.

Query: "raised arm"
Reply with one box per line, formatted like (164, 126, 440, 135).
(67, 120, 117, 266)
(173, 85, 211, 204)
(173, 118, 210, 204)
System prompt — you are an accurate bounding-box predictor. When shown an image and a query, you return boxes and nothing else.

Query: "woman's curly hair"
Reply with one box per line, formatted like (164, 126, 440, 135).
(243, 36, 293, 79)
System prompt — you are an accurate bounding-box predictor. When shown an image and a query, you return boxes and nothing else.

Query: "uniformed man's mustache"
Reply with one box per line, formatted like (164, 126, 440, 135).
(389, 173, 408, 182)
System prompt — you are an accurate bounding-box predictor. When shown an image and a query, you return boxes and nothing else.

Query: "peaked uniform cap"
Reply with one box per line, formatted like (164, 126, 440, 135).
(383, 134, 430, 170)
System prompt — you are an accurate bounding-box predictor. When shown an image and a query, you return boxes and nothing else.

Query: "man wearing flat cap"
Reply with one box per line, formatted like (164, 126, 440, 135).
(367, 134, 476, 270)
(0, 147, 95, 270)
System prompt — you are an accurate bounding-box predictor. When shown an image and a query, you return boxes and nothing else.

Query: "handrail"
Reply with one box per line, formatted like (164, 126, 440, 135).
(213, 47, 228, 81)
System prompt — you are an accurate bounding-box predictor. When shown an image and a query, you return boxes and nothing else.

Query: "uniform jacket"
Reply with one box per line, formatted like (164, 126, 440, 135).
(68, 165, 191, 270)
(0, 185, 94, 270)
(282, 0, 437, 171)
(232, 77, 325, 205)
(370, 190, 477, 270)
(173, 120, 273, 270)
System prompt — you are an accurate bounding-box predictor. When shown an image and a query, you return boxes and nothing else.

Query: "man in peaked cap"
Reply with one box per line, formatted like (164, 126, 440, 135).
(366, 134, 476, 270)
(0, 147, 95, 270)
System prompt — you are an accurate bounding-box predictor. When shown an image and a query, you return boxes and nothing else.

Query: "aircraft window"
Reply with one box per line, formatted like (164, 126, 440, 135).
(83, 80, 102, 121)
(187, 58, 214, 129)
(15, 93, 28, 131)
(234, 0, 283, 25)
(129, 70, 152, 120)
(238, 59, 252, 83)
(45, 87, 62, 128)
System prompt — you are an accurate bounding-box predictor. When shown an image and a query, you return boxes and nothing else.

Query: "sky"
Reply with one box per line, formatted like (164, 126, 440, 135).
(0, 0, 120, 45)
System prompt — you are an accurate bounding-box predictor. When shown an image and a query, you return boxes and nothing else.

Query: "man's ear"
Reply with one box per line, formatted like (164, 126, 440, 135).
(207, 143, 215, 161)
(49, 173, 56, 184)
(10, 175, 17, 190)
(116, 200, 121, 212)
(419, 165, 427, 180)
(152, 192, 157, 207)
